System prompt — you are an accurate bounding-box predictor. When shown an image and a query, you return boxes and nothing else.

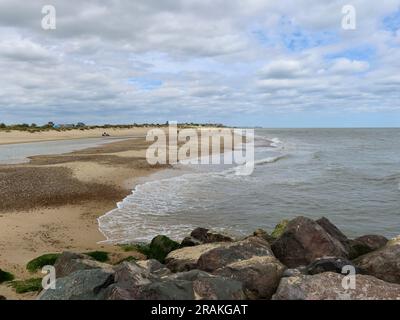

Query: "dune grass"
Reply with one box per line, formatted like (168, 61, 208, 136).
(10, 278, 43, 294)
(0, 269, 15, 284)
(84, 251, 109, 262)
(26, 253, 61, 273)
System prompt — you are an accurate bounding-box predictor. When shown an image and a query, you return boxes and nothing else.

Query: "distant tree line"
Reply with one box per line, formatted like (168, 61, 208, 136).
(0, 121, 226, 132)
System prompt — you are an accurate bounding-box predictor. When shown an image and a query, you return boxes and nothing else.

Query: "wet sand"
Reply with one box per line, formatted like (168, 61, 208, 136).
(0, 127, 236, 299)
(0, 133, 167, 299)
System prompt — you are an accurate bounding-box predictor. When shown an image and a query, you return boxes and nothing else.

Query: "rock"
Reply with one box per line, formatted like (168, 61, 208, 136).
(54, 251, 113, 278)
(165, 243, 224, 272)
(305, 257, 359, 275)
(113, 261, 155, 286)
(271, 219, 289, 239)
(181, 237, 202, 247)
(346, 235, 388, 260)
(354, 238, 400, 284)
(214, 256, 285, 299)
(273, 272, 400, 300)
(252, 229, 275, 243)
(317, 217, 372, 259)
(271, 217, 348, 268)
(197, 236, 273, 272)
(136, 259, 171, 276)
(348, 240, 374, 259)
(354, 235, 388, 250)
(0, 295, 6, 300)
(282, 268, 306, 278)
(181, 228, 233, 247)
(105, 261, 187, 300)
(316, 217, 349, 246)
(168, 270, 245, 300)
(105, 264, 245, 300)
(388, 235, 400, 246)
(147, 235, 180, 263)
(38, 268, 115, 300)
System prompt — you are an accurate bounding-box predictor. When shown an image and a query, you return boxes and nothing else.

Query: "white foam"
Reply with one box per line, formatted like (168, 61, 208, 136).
(98, 136, 287, 243)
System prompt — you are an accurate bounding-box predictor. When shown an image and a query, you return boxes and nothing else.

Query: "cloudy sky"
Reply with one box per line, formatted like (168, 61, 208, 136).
(1, 0, 400, 127)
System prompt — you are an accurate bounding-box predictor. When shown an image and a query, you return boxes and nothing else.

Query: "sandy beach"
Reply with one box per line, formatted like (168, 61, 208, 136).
(0, 127, 236, 299)
(0, 129, 170, 299)
(0, 127, 152, 145)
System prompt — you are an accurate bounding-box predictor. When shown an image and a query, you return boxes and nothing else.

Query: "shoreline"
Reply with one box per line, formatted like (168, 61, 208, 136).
(0, 130, 168, 299)
(0, 127, 238, 299)
(0, 127, 151, 146)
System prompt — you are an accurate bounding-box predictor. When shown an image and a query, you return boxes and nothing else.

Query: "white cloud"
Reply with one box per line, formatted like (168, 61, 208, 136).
(330, 58, 370, 73)
(0, 0, 399, 125)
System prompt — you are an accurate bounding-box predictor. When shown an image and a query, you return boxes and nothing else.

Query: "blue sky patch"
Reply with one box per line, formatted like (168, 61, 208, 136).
(325, 45, 376, 62)
(383, 9, 400, 33)
(127, 77, 163, 90)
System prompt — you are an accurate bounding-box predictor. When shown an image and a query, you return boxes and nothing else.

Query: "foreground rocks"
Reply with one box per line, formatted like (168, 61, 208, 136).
(214, 256, 285, 299)
(39, 268, 115, 300)
(37, 216, 400, 300)
(197, 236, 274, 272)
(271, 217, 348, 267)
(181, 227, 233, 247)
(354, 237, 400, 284)
(54, 252, 113, 278)
(305, 257, 359, 275)
(273, 272, 400, 300)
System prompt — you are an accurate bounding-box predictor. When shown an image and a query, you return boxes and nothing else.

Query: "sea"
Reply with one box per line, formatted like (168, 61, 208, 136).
(98, 128, 400, 243)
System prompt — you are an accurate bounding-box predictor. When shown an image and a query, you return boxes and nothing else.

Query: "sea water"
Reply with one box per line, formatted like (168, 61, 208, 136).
(96, 128, 399, 242)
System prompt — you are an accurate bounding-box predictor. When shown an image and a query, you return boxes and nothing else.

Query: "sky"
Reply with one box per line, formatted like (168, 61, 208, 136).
(1, 0, 400, 127)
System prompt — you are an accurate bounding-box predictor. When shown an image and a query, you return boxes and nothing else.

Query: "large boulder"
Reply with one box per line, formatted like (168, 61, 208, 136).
(271, 217, 348, 268)
(315, 217, 373, 259)
(181, 228, 233, 247)
(147, 235, 180, 263)
(214, 256, 285, 299)
(164, 270, 245, 300)
(136, 259, 171, 277)
(273, 272, 400, 300)
(105, 262, 245, 300)
(38, 268, 115, 300)
(165, 243, 225, 272)
(305, 257, 359, 275)
(354, 237, 400, 284)
(349, 235, 388, 258)
(316, 217, 349, 246)
(197, 236, 274, 272)
(54, 251, 113, 278)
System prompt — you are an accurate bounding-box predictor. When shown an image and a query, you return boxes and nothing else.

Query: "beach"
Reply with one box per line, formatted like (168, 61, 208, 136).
(0, 128, 169, 299)
(0, 127, 151, 145)
(0, 127, 237, 299)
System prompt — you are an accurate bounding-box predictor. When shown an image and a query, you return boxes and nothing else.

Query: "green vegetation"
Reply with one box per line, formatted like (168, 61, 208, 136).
(119, 244, 137, 252)
(271, 219, 289, 239)
(135, 235, 180, 263)
(85, 251, 109, 262)
(0, 269, 15, 283)
(26, 253, 61, 273)
(10, 278, 43, 294)
(0, 122, 226, 132)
